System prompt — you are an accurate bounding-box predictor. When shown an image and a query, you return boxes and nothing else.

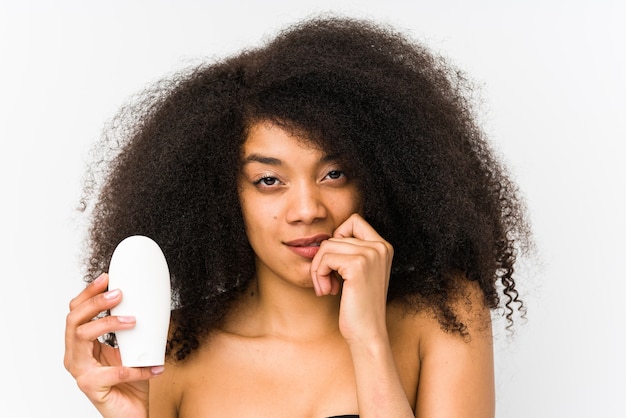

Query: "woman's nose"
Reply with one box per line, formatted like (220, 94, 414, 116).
(285, 182, 328, 224)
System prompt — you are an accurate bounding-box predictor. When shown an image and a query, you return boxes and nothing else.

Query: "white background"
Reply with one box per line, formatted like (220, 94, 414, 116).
(1, 1, 624, 416)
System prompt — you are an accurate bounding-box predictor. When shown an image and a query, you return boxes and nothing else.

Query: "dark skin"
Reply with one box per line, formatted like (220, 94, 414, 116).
(67, 16, 529, 418)
(66, 274, 493, 417)
(80, 20, 527, 368)
(65, 123, 495, 417)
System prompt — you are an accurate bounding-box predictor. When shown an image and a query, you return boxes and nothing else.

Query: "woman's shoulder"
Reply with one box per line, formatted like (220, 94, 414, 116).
(148, 330, 236, 416)
(385, 277, 493, 387)
(387, 276, 492, 345)
(387, 277, 495, 417)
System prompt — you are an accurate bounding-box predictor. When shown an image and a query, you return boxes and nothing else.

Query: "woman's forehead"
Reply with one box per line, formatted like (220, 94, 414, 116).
(242, 121, 325, 156)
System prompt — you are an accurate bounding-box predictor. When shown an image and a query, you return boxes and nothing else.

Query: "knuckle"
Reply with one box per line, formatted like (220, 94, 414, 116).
(373, 240, 387, 252)
(363, 243, 383, 260)
(75, 374, 93, 393)
(65, 311, 74, 328)
(90, 293, 104, 307)
(118, 366, 131, 381)
(65, 310, 82, 331)
(74, 323, 88, 341)
(63, 356, 72, 372)
(354, 254, 368, 269)
(68, 295, 80, 311)
(375, 240, 394, 259)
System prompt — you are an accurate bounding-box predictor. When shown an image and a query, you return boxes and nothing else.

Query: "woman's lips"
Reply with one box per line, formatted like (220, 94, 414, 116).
(284, 234, 330, 259)
(287, 245, 321, 259)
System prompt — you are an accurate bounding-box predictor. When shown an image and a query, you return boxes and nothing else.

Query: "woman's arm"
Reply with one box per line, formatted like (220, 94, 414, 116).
(312, 214, 495, 418)
(312, 214, 414, 418)
(347, 332, 416, 417)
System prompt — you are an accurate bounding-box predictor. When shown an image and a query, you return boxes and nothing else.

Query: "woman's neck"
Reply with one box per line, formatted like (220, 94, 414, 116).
(225, 275, 342, 341)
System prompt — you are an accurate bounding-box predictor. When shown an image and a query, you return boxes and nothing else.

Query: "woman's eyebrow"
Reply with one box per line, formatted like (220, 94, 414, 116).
(242, 152, 342, 166)
(321, 152, 341, 163)
(242, 154, 282, 166)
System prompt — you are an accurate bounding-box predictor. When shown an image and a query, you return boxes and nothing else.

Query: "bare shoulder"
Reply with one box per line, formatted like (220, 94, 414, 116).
(387, 278, 495, 418)
(148, 311, 190, 418)
(148, 332, 222, 417)
(149, 357, 182, 418)
(388, 278, 492, 347)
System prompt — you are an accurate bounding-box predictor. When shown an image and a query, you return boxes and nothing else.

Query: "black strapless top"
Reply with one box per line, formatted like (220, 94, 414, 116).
(327, 415, 359, 418)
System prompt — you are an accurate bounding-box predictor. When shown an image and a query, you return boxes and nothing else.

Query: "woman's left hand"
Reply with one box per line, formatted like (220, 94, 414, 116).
(310, 213, 393, 345)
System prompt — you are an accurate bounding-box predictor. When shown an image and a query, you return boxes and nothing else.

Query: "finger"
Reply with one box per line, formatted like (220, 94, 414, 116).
(329, 272, 343, 296)
(314, 252, 368, 295)
(315, 238, 391, 268)
(327, 236, 378, 247)
(333, 213, 382, 241)
(65, 288, 127, 367)
(75, 315, 136, 343)
(69, 273, 109, 311)
(328, 233, 394, 262)
(76, 365, 164, 396)
(66, 288, 123, 331)
(310, 240, 363, 294)
(65, 310, 134, 375)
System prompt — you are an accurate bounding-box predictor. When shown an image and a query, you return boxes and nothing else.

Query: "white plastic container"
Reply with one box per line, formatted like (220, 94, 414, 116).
(108, 235, 171, 367)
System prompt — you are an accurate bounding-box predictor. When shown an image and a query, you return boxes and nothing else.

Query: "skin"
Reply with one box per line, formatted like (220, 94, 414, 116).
(65, 121, 495, 418)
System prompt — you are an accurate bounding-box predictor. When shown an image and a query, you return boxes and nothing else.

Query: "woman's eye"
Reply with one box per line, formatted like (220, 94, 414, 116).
(254, 176, 280, 187)
(326, 170, 345, 180)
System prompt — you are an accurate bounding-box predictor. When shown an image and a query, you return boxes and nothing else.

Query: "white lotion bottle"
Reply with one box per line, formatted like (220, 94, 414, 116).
(108, 235, 171, 367)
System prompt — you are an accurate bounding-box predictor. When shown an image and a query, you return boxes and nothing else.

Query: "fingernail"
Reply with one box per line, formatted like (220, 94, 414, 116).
(117, 316, 135, 324)
(151, 366, 165, 375)
(104, 289, 121, 300)
(310, 272, 318, 295)
(313, 281, 321, 297)
(93, 273, 106, 285)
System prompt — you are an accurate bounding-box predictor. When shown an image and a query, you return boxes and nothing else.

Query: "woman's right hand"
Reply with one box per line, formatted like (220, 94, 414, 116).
(64, 273, 164, 418)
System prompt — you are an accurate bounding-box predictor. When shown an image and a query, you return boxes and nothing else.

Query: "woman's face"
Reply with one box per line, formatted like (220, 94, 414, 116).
(238, 121, 361, 288)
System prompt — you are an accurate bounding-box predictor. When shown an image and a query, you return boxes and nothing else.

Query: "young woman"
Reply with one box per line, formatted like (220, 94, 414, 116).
(64, 17, 529, 418)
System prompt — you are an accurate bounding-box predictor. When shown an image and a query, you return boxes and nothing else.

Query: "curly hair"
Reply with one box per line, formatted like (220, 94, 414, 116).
(81, 17, 530, 361)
